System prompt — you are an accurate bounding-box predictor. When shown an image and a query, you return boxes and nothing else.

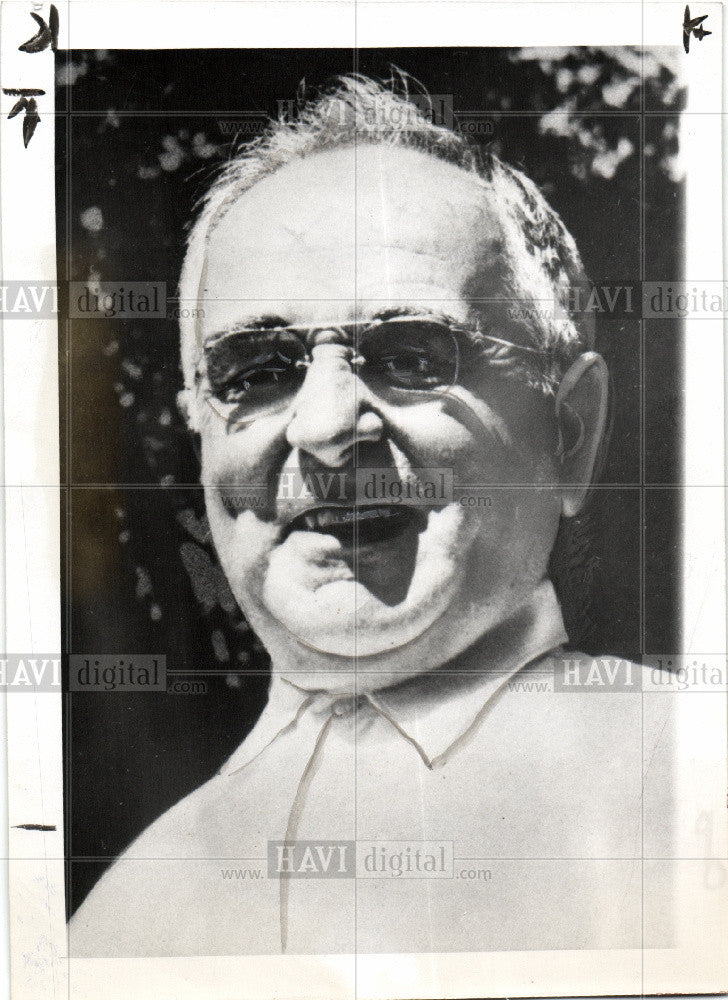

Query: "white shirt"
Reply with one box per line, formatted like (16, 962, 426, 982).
(70, 580, 674, 957)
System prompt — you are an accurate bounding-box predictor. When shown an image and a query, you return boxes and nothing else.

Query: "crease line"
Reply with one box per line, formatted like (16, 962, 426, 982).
(363, 691, 434, 770)
(225, 694, 317, 777)
(279, 710, 335, 953)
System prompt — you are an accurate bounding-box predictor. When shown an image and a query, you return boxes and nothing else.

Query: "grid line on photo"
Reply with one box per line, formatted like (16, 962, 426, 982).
(639, 26, 646, 989)
(37, 854, 728, 861)
(31, 110, 706, 116)
(63, 0, 74, 983)
(34, 483, 715, 489)
(354, 22, 360, 979)
(64, 0, 72, 988)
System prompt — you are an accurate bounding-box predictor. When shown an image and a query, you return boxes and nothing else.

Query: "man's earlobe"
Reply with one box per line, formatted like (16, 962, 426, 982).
(555, 351, 609, 517)
(177, 387, 199, 432)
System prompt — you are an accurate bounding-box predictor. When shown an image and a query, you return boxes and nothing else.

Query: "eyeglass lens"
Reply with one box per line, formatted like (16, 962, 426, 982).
(202, 319, 459, 422)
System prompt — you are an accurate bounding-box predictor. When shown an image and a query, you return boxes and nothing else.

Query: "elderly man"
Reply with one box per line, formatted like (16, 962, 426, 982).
(71, 77, 671, 957)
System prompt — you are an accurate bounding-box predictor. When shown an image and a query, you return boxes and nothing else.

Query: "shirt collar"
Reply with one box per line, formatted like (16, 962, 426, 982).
(221, 580, 567, 775)
(366, 579, 566, 766)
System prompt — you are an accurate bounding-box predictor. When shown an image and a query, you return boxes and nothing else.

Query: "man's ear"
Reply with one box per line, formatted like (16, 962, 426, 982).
(177, 387, 199, 432)
(555, 351, 609, 518)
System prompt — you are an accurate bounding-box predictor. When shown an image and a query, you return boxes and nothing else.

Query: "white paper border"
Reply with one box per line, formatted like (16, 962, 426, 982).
(1, 1, 726, 998)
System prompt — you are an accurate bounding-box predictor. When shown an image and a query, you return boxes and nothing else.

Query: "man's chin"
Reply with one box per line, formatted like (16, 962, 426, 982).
(252, 510, 475, 657)
(260, 574, 455, 658)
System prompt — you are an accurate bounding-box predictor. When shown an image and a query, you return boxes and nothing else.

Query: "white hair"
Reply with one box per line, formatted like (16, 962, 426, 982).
(179, 74, 594, 395)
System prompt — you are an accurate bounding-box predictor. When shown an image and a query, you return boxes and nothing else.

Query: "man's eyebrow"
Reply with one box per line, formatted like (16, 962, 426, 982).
(204, 308, 481, 344)
(368, 306, 463, 325)
(366, 307, 543, 356)
(368, 306, 496, 346)
(204, 315, 291, 349)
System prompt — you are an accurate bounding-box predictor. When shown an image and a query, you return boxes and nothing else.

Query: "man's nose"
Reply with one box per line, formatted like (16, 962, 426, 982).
(285, 342, 384, 466)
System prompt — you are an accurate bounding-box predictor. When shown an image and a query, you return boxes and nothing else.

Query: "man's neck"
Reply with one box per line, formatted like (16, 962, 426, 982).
(270, 579, 567, 698)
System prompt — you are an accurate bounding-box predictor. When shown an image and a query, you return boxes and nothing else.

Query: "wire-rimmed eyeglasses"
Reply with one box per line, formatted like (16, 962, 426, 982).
(195, 313, 548, 427)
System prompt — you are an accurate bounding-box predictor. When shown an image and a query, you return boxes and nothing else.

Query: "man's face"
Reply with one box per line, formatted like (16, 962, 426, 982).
(190, 145, 562, 681)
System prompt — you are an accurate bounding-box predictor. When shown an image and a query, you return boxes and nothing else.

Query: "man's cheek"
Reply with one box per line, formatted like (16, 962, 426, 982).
(207, 499, 279, 603)
(199, 422, 273, 479)
(386, 403, 472, 461)
(407, 401, 523, 485)
(463, 489, 536, 547)
(199, 438, 262, 508)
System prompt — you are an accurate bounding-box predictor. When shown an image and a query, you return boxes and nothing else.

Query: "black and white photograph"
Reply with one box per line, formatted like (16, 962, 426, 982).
(1, 3, 727, 998)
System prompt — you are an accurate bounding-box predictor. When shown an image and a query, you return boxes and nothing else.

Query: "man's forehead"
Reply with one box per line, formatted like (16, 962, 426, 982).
(197, 145, 510, 337)
(205, 145, 503, 259)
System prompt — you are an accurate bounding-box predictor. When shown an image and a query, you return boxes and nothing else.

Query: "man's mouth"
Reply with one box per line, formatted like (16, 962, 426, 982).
(282, 504, 427, 547)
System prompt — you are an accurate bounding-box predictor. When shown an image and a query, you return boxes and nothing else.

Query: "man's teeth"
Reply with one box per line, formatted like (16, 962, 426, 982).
(298, 507, 399, 531)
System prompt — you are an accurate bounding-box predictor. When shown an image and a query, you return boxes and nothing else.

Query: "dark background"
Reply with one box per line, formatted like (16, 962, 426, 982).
(57, 47, 685, 914)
